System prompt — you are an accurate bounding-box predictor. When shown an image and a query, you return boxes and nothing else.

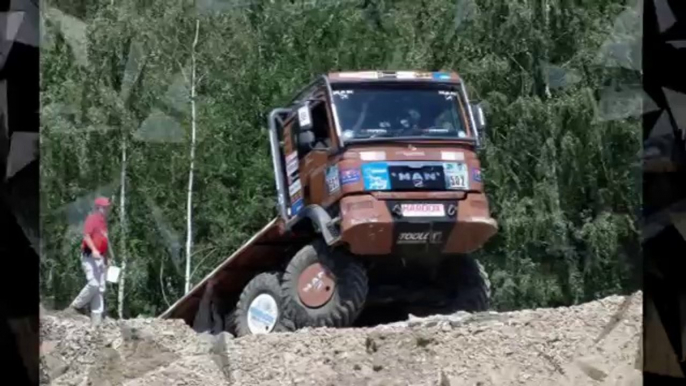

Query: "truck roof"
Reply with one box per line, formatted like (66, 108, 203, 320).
(326, 70, 461, 84)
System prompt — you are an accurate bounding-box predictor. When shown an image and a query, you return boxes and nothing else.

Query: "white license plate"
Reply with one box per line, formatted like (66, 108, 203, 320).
(400, 203, 445, 217)
(444, 162, 469, 190)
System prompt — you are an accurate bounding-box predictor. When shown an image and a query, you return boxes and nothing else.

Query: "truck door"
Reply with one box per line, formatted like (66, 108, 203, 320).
(295, 96, 340, 208)
(269, 90, 340, 223)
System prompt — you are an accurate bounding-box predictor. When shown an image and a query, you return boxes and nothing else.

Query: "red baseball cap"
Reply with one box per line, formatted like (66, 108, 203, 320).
(94, 197, 111, 207)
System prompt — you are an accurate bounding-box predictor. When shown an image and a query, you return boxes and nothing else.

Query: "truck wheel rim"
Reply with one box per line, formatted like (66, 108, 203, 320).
(247, 294, 279, 334)
(297, 263, 336, 308)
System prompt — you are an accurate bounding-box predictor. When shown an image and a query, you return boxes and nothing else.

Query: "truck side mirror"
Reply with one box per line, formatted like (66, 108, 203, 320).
(471, 103, 486, 147)
(472, 103, 486, 132)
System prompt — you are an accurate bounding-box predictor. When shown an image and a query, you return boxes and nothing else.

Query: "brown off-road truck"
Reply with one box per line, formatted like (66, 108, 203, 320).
(161, 70, 498, 336)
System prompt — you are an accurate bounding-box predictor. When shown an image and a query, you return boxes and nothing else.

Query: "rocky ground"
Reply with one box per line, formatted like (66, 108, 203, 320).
(40, 291, 643, 386)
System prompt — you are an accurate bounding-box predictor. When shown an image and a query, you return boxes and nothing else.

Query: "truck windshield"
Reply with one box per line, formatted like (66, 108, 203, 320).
(331, 84, 472, 142)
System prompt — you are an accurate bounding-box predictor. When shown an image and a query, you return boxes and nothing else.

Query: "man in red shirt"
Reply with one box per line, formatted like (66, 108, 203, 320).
(69, 197, 111, 326)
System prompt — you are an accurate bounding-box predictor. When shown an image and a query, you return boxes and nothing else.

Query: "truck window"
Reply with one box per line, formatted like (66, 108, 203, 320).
(295, 101, 331, 158)
(332, 84, 471, 142)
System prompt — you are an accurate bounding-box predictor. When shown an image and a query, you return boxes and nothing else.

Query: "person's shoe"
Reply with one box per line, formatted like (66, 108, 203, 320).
(62, 305, 88, 318)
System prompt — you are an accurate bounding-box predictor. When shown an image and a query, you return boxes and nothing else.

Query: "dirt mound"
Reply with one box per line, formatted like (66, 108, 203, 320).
(40, 292, 642, 386)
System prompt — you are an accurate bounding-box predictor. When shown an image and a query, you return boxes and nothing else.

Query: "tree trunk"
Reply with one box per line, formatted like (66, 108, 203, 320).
(532, 0, 551, 100)
(117, 137, 127, 318)
(185, 19, 200, 294)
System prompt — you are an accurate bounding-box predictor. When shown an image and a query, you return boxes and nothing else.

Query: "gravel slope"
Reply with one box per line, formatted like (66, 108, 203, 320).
(40, 291, 642, 386)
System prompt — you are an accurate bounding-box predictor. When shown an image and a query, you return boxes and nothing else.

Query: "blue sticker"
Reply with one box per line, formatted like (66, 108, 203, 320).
(432, 72, 451, 80)
(472, 168, 482, 182)
(248, 305, 276, 324)
(340, 168, 361, 185)
(361, 162, 391, 190)
(291, 198, 304, 216)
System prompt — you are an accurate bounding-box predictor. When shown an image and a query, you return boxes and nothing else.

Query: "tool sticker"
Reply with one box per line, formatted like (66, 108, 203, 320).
(397, 231, 443, 245)
(340, 168, 361, 185)
(361, 163, 391, 190)
(443, 162, 469, 190)
(325, 165, 340, 194)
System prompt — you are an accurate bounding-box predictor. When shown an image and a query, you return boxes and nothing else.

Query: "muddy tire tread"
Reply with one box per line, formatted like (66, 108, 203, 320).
(282, 240, 368, 329)
(446, 256, 491, 312)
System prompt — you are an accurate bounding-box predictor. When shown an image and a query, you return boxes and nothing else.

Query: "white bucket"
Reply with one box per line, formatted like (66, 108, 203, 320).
(106, 266, 121, 283)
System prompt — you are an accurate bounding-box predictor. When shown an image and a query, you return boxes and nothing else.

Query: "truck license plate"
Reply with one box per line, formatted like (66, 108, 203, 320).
(400, 203, 445, 217)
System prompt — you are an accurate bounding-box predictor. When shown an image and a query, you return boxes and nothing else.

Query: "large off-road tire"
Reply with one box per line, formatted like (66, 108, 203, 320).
(440, 255, 491, 313)
(230, 272, 295, 337)
(282, 240, 368, 329)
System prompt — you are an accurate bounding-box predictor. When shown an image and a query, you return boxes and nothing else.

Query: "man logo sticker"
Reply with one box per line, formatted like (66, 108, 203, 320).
(396, 172, 438, 181)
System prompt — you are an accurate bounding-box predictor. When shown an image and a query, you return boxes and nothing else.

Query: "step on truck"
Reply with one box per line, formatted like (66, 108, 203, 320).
(160, 70, 498, 336)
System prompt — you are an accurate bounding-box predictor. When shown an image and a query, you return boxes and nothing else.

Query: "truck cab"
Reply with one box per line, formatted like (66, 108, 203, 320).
(269, 71, 497, 258)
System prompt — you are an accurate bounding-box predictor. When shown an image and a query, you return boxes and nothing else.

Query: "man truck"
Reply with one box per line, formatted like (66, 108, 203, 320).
(161, 70, 497, 337)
